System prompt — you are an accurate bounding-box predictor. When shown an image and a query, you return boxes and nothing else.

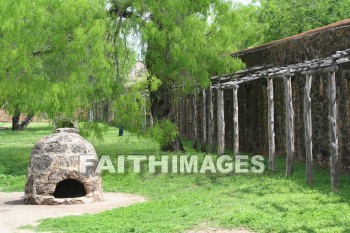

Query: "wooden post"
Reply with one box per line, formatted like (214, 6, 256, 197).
(192, 90, 198, 150)
(328, 65, 340, 192)
(208, 87, 214, 154)
(201, 89, 207, 152)
(233, 85, 239, 156)
(267, 78, 275, 171)
(175, 97, 179, 131)
(177, 97, 182, 136)
(183, 96, 187, 136)
(284, 74, 295, 177)
(217, 87, 225, 155)
(304, 72, 313, 184)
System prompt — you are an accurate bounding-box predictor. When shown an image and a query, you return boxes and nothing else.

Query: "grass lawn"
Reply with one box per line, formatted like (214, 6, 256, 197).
(1, 123, 350, 232)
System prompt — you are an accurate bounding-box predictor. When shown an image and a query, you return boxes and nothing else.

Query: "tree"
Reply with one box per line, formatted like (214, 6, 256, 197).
(0, 0, 121, 131)
(1, 0, 257, 149)
(109, 0, 247, 151)
(257, 0, 350, 42)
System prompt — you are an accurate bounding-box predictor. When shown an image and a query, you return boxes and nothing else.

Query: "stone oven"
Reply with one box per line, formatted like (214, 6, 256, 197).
(24, 128, 103, 205)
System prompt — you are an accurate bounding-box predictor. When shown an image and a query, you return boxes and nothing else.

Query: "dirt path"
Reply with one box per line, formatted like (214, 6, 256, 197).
(0, 192, 146, 233)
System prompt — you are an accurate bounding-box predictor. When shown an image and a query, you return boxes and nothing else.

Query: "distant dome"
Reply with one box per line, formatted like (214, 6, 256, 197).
(24, 128, 103, 205)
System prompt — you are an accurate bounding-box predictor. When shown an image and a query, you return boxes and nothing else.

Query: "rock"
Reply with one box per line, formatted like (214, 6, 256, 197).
(24, 128, 103, 205)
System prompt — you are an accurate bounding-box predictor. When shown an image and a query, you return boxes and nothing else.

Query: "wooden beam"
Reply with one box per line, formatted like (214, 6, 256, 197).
(304, 73, 313, 184)
(267, 78, 275, 171)
(328, 66, 340, 192)
(233, 85, 239, 156)
(201, 89, 207, 152)
(216, 49, 350, 89)
(284, 75, 295, 177)
(217, 87, 225, 155)
(208, 87, 214, 154)
(192, 90, 198, 150)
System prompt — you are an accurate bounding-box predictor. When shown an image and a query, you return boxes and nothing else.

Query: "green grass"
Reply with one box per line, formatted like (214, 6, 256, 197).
(1, 123, 350, 232)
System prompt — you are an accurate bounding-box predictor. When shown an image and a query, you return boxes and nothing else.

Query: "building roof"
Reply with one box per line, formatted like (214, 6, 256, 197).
(230, 19, 350, 57)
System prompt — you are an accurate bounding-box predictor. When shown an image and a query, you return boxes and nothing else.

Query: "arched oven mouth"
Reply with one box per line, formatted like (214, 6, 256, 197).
(53, 179, 87, 199)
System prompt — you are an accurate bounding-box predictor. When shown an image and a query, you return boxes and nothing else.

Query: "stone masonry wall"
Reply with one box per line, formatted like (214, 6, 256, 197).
(235, 22, 350, 67)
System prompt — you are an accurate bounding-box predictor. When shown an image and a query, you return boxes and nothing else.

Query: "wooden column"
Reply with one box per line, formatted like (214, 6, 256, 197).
(192, 90, 198, 150)
(208, 87, 214, 154)
(284, 75, 295, 177)
(304, 72, 313, 184)
(233, 85, 239, 156)
(183, 96, 187, 136)
(328, 66, 340, 192)
(267, 78, 275, 171)
(201, 89, 207, 152)
(217, 87, 225, 155)
(177, 97, 183, 137)
(176, 97, 180, 133)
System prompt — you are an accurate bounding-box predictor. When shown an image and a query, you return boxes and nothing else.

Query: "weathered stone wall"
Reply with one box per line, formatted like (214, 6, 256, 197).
(235, 23, 350, 67)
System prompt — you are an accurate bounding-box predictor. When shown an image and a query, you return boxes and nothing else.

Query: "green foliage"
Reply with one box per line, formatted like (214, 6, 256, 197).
(112, 68, 162, 135)
(112, 89, 147, 134)
(78, 122, 109, 141)
(0, 0, 256, 138)
(257, 0, 350, 42)
(140, 0, 246, 90)
(231, 3, 266, 49)
(0, 0, 121, 122)
(110, 0, 249, 93)
(147, 119, 178, 149)
(107, 1, 251, 148)
(149, 75, 162, 92)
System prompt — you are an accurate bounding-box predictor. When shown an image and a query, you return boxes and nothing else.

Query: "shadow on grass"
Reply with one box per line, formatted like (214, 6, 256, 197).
(182, 137, 350, 208)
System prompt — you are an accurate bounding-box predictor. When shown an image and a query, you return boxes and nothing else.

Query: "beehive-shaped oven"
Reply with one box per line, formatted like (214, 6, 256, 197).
(24, 128, 103, 205)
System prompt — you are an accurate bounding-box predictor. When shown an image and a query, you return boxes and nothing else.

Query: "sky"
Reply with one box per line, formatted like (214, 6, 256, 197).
(233, 0, 252, 5)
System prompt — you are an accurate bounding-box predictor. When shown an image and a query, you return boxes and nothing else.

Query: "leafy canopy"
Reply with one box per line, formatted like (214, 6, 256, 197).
(0, 0, 118, 120)
(257, 0, 350, 42)
(111, 0, 252, 93)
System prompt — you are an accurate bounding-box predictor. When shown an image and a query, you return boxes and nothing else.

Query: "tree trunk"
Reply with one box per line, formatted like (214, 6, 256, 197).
(150, 83, 185, 152)
(12, 108, 34, 131)
(20, 114, 34, 130)
(12, 108, 21, 131)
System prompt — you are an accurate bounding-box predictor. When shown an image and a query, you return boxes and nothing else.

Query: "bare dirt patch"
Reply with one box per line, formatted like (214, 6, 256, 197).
(0, 192, 146, 233)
